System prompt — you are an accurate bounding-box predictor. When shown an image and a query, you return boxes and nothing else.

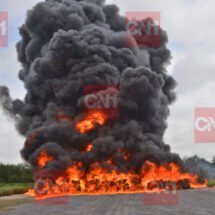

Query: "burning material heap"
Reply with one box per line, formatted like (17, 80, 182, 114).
(1, 0, 206, 198)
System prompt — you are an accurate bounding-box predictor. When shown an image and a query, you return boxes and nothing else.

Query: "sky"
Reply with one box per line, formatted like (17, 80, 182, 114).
(0, 0, 215, 163)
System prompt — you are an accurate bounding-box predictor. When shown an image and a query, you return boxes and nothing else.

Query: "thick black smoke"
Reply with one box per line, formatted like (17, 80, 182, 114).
(0, 85, 18, 120)
(8, 0, 183, 172)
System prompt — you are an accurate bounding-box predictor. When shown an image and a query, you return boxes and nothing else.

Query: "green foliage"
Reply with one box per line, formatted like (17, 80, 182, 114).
(208, 179, 215, 187)
(0, 183, 33, 197)
(0, 163, 33, 183)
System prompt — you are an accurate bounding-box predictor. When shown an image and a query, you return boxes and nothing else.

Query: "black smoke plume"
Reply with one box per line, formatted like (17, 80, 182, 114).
(0, 85, 18, 120)
(4, 0, 183, 173)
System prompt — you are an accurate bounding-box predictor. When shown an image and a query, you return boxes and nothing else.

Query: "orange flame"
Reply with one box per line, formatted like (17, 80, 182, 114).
(86, 144, 93, 152)
(75, 111, 107, 133)
(28, 112, 207, 199)
(26, 160, 207, 199)
(37, 150, 54, 168)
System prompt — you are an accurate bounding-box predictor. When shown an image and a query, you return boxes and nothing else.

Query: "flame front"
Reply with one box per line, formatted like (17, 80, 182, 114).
(75, 111, 107, 133)
(86, 144, 93, 152)
(27, 160, 207, 199)
(26, 110, 207, 200)
(37, 150, 54, 168)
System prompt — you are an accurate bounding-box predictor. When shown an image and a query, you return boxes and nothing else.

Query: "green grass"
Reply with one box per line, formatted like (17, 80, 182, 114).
(0, 198, 33, 211)
(0, 183, 33, 197)
(207, 179, 215, 187)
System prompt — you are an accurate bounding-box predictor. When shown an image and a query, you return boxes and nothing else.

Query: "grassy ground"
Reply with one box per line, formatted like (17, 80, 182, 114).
(207, 179, 215, 187)
(0, 183, 33, 197)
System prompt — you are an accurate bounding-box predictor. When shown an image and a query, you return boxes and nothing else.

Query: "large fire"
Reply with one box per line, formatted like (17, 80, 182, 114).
(75, 110, 107, 133)
(27, 160, 207, 200)
(37, 150, 55, 168)
(25, 110, 207, 200)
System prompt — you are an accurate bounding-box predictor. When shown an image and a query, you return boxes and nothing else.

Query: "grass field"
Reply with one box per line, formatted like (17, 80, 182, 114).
(0, 183, 33, 197)
(207, 179, 215, 187)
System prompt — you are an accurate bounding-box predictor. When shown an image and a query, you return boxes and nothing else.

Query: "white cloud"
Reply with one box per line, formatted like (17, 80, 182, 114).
(107, 0, 215, 160)
(0, 0, 40, 163)
(0, 44, 25, 99)
(166, 82, 215, 160)
(0, 0, 215, 163)
(151, 0, 215, 161)
(0, 110, 24, 163)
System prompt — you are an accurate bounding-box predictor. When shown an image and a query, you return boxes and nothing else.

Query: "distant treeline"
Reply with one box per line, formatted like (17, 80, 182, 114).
(184, 155, 215, 180)
(0, 163, 33, 183)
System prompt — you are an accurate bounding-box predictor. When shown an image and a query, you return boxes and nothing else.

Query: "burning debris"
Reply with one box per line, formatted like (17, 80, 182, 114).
(27, 161, 206, 199)
(1, 0, 207, 198)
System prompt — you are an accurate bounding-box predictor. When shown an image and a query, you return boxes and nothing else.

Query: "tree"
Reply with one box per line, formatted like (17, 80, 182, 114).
(0, 163, 33, 183)
(211, 156, 215, 166)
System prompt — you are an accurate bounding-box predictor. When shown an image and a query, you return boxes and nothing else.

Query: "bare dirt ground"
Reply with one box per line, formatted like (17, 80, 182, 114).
(0, 188, 214, 215)
(0, 195, 28, 201)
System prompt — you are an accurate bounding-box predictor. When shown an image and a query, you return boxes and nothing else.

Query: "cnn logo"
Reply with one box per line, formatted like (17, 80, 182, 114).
(33, 169, 69, 206)
(143, 181, 179, 206)
(84, 93, 118, 110)
(83, 85, 119, 120)
(195, 108, 215, 143)
(125, 12, 160, 48)
(0, 12, 8, 47)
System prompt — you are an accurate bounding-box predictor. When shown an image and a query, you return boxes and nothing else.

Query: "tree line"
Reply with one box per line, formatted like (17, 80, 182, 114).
(0, 163, 33, 183)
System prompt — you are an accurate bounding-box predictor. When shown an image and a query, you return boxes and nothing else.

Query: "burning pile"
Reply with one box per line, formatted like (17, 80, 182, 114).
(1, 0, 207, 199)
(27, 158, 206, 199)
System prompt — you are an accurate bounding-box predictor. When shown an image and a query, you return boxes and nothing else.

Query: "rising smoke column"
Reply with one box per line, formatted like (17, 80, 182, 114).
(0, 86, 13, 116)
(10, 0, 182, 174)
